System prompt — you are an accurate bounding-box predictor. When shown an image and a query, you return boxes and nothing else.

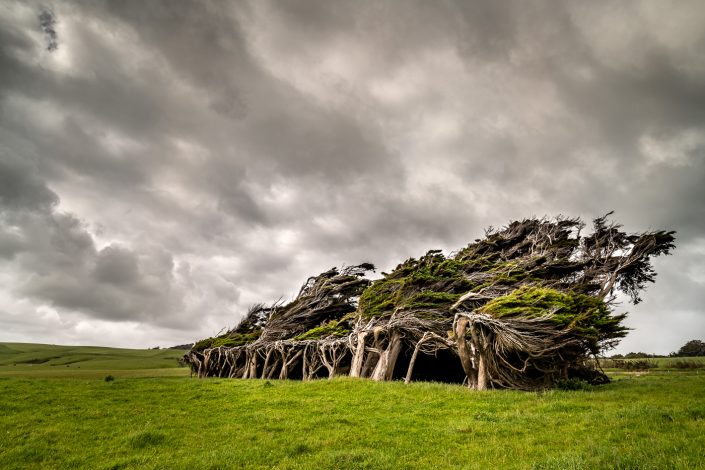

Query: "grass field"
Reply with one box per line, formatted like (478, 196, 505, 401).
(603, 356, 705, 368)
(0, 342, 189, 378)
(1, 344, 704, 469)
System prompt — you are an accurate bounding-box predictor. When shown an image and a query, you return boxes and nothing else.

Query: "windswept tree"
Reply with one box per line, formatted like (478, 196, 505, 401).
(185, 213, 675, 390)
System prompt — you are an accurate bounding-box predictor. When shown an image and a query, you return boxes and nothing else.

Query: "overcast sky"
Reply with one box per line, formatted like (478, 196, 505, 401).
(1, 1, 704, 354)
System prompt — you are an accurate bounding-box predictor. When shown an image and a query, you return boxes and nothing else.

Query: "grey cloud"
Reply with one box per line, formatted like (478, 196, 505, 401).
(1, 1, 400, 228)
(0, 230, 24, 260)
(38, 8, 58, 51)
(0, 147, 184, 325)
(0, 0, 703, 350)
(93, 245, 139, 285)
(16, 214, 182, 324)
(0, 150, 58, 211)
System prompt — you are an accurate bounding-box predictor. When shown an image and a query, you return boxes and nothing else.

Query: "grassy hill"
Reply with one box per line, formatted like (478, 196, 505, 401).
(0, 343, 190, 378)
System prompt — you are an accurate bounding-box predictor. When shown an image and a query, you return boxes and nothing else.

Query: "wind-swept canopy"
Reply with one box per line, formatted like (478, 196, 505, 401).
(185, 214, 675, 390)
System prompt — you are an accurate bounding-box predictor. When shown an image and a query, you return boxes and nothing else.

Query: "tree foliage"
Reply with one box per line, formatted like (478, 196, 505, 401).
(672, 340, 705, 357)
(185, 213, 675, 390)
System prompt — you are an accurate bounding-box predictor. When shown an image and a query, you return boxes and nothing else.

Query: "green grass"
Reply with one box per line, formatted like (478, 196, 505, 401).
(1, 344, 704, 469)
(642, 357, 705, 368)
(598, 356, 705, 371)
(1, 373, 704, 469)
(0, 342, 189, 378)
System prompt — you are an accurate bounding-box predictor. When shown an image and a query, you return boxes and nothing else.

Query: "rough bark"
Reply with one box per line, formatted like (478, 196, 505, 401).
(404, 333, 429, 384)
(469, 325, 487, 390)
(261, 349, 273, 379)
(349, 330, 368, 378)
(455, 317, 477, 388)
(371, 331, 402, 381)
(360, 350, 379, 378)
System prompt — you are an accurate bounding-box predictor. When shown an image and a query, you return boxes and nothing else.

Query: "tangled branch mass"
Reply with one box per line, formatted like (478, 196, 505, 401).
(185, 213, 675, 390)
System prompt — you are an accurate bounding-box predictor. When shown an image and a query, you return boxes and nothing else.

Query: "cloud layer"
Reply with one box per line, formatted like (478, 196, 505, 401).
(1, 0, 704, 353)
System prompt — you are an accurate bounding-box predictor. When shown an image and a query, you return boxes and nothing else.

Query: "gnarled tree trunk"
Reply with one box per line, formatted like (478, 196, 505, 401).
(455, 316, 477, 388)
(404, 333, 429, 384)
(350, 330, 368, 378)
(371, 331, 402, 381)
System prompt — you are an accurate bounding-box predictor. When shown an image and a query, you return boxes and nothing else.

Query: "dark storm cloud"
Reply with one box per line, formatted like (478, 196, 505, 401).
(0, 148, 58, 211)
(0, 0, 703, 350)
(0, 194, 182, 325)
(38, 8, 57, 51)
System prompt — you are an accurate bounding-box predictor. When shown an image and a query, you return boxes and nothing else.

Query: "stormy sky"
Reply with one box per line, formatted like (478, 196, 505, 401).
(1, 1, 704, 354)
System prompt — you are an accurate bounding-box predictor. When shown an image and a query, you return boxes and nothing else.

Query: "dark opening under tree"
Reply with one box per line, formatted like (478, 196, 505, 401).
(185, 213, 675, 390)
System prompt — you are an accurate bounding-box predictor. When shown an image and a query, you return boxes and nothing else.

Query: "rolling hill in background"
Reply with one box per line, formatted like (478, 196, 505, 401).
(0, 343, 190, 378)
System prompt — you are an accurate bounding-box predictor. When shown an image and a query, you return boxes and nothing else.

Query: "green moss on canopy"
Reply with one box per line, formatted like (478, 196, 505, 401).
(357, 251, 474, 319)
(405, 291, 462, 309)
(356, 246, 554, 320)
(355, 236, 606, 322)
(479, 286, 628, 347)
(357, 278, 402, 318)
(192, 330, 262, 351)
(294, 319, 352, 340)
(480, 286, 599, 320)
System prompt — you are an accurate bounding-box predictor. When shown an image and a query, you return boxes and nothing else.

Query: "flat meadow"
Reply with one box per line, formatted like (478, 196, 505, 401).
(1, 343, 704, 469)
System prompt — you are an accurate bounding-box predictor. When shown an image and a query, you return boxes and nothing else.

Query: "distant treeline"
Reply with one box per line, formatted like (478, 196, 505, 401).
(609, 352, 663, 359)
(608, 339, 705, 359)
(148, 344, 193, 350)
